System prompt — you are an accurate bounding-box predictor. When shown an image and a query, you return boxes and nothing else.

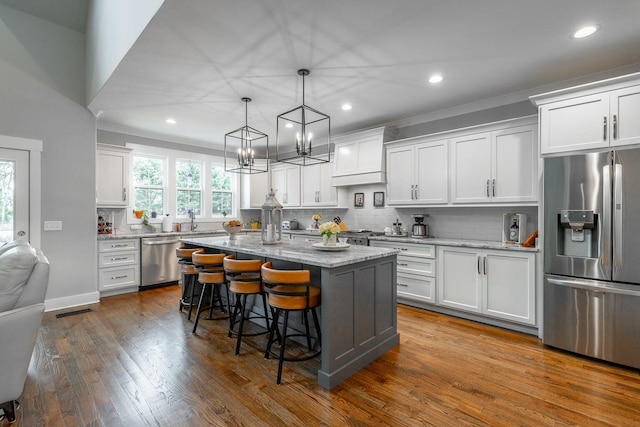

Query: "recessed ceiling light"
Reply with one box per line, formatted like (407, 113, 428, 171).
(574, 25, 599, 38)
(285, 122, 294, 128)
(428, 74, 443, 84)
(166, 118, 176, 124)
(341, 103, 352, 111)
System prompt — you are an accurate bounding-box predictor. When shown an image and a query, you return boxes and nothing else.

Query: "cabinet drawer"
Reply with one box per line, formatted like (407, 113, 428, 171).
(99, 265, 140, 291)
(98, 250, 139, 268)
(397, 272, 435, 304)
(370, 240, 435, 258)
(397, 255, 435, 276)
(99, 239, 140, 252)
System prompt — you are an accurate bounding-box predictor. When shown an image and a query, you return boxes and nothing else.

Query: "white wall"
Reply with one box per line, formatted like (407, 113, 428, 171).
(86, 0, 164, 106)
(0, 5, 99, 310)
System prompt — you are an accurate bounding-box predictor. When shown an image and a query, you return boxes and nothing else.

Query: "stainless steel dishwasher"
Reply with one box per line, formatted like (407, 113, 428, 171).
(140, 235, 183, 288)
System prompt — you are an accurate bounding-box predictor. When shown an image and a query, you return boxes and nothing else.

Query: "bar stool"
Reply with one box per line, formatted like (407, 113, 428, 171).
(176, 246, 202, 320)
(191, 250, 229, 334)
(223, 255, 271, 355)
(260, 261, 322, 385)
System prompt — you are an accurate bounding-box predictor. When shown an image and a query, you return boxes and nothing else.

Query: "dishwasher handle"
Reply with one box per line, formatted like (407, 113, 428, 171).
(142, 239, 182, 245)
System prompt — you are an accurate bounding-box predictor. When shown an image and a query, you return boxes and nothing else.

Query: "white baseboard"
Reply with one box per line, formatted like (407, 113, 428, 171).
(44, 291, 100, 312)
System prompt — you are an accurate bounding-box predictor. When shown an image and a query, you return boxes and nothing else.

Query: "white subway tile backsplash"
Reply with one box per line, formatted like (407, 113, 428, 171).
(246, 184, 539, 242)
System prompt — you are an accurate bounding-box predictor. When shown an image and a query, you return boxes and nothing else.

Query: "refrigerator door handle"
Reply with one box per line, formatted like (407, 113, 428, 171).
(602, 164, 612, 271)
(613, 162, 623, 269)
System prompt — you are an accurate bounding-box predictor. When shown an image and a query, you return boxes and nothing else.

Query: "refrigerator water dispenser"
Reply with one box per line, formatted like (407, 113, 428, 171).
(558, 210, 597, 258)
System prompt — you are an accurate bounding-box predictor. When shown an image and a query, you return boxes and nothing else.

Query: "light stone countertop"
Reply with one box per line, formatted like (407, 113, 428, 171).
(180, 235, 398, 269)
(369, 235, 539, 252)
(97, 229, 260, 240)
(97, 228, 538, 252)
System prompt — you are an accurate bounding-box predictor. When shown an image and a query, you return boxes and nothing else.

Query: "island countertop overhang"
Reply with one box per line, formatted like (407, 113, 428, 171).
(180, 235, 399, 268)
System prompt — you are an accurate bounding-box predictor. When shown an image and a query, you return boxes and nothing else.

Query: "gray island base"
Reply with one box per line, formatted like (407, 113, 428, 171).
(181, 235, 400, 389)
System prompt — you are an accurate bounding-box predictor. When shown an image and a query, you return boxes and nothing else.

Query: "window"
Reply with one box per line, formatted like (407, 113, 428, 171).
(176, 160, 202, 217)
(132, 155, 165, 215)
(128, 144, 238, 222)
(211, 164, 232, 216)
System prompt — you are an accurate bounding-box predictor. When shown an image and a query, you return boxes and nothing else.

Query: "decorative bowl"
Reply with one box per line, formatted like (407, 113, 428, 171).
(222, 221, 243, 239)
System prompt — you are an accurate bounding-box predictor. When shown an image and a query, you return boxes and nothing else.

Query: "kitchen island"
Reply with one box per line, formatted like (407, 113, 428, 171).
(180, 235, 399, 389)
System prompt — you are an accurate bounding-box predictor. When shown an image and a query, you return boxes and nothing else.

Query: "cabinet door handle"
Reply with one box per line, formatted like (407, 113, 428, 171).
(492, 179, 496, 197)
(398, 262, 409, 266)
(603, 116, 607, 141)
(111, 275, 127, 280)
(486, 180, 490, 197)
(111, 257, 128, 261)
(122, 188, 127, 202)
(415, 184, 419, 199)
(410, 184, 414, 199)
(477, 256, 482, 274)
(484, 256, 487, 275)
(397, 283, 409, 287)
(613, 114, 618, 140)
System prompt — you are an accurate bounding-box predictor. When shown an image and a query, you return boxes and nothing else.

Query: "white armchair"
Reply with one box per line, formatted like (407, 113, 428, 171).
(0, 242, 49, 424)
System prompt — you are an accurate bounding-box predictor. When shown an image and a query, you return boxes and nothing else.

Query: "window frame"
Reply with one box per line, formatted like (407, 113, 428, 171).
(129, 153, 168, 223)
(127, 144, 238, 224)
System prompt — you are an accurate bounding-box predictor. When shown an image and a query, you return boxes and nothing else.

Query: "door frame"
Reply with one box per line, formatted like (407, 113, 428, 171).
(0, 135, 42, 248)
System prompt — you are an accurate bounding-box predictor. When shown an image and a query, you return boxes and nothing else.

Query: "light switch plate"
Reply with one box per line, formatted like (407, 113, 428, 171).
(44, 220, 62, 231)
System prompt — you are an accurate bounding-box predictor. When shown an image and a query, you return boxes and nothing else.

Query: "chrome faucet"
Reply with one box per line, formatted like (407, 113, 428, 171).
(189, 210, 198, 231)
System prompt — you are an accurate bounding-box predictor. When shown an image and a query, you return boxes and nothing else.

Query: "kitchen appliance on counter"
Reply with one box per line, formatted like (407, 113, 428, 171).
(502, 213, 527, 243)
(544, 149, 640, 369)
(411, 214, 429, 238)
(282, 219, 299, 230)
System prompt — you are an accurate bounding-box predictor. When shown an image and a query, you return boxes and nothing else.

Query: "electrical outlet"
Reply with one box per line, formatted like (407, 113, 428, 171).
(44, 220, 62, 231)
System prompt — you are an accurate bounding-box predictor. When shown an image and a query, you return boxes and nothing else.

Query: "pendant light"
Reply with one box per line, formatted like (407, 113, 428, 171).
(224, 97, 269, 174)
(276, 69, 331, 166)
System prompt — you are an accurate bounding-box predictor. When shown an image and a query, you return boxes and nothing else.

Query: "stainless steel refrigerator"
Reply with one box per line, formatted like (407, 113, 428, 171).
(544, 148, 640, 369)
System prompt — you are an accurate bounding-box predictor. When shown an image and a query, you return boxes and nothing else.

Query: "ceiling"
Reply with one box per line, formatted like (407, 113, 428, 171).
(6, 0, 640, 149)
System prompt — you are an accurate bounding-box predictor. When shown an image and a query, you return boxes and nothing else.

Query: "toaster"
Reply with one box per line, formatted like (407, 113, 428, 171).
(282, 220, 298, 230)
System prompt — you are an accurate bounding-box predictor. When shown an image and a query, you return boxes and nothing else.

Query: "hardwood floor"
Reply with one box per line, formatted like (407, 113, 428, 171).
(12, 285, 640, 426)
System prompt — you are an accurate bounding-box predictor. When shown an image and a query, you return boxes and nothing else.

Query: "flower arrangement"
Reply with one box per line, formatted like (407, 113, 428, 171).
(311, 213, 322, 229)
(318, 221, 339, 237)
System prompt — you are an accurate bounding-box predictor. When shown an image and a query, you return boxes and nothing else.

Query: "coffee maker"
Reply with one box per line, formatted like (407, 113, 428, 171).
(411, 214, 428, 238)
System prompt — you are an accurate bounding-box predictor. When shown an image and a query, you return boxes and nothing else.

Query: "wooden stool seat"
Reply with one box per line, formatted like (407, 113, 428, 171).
(267, 286, 320, 310)
(261, 261, 322, 385)
(176, 247, 200, 260)
(191, 252, 229, 334)
(177, 246, 202, 319)
(224, 255, 271, 355)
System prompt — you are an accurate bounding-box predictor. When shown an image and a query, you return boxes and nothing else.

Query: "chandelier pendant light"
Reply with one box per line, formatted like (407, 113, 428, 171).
(276, 69, 331, 166)
(224, 97, 269, 174)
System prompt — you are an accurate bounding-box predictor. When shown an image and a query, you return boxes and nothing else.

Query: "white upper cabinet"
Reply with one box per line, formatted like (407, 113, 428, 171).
(96, 144, 131, 207)
(302, 160, 339, 206)
(240, 160, 270, 209)
(450, 123, 537, 204)
(491, 125, 538, 203)
(532, 74, 640, 155)
(271, 163, 300, 207)
(450, 132, 492, 203)
(332, 127, 395, 186)
(386, 138, 448, 205)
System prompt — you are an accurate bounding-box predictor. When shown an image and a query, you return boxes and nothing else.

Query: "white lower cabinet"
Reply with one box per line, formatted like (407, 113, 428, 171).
(98, 239, 140, 294)
(370, 241, 436, 304)
(437, 246, 536, 325)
